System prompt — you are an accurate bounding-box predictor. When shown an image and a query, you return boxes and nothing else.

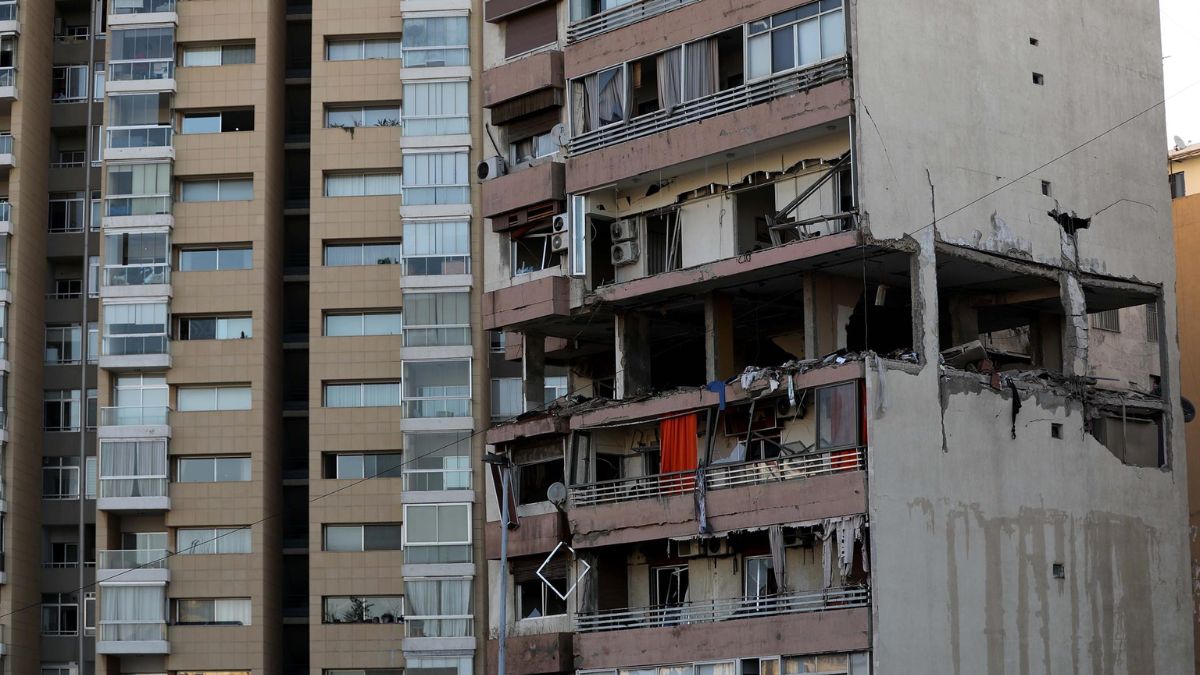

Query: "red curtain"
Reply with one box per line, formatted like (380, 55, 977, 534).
(659, 414, 698, 491)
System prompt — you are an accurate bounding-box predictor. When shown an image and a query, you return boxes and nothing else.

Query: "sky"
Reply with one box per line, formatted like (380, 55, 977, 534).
(1162, 0, 1200, 148)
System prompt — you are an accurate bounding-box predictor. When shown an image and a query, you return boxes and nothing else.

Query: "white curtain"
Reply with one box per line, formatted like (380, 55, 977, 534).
(403, 81, 468, 135)
(657, 48, 682, 112)
(683, 38, 719, 100)
(177, 388, 216, 411)
(403, 221, 469, 256)
(363, 382, 401, 407)
(363, 173, 402, 196)
(325, 173, 401, 197)
(218, 178, 253, 201)
(101, 585, 164, 640)
(215, 386, 252, 410)
(325, 384, 362, 408)
(181, 180, 219, 202)
(214, 598, 252, 625)
(405, 292, 468, 328)
(109, 162, 169, 196)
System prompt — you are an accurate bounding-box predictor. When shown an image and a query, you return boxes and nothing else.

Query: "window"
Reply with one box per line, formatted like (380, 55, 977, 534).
(815, 381, 859, 452)
(98, 584, 166, 641)
(324, 241, 402, 266)
(108, 93, 172, 149)
(324, 381, 401, 408)
(43, 457, 81, 498)
(323, 524, 403, 552)
(109, 27, 175, 81)
(104, 231, 169, 286)
(176, 385, 252, 412)
(99, 439, 168, 498)
(545, 375, 569, 402)
(408, 658, 472, 675)
(87, 322, 99, 363)
(490, 332, 506, 353)
(782, 654, 852, 673)
(173, 598, 252, 625)
(403, 220, 470, 275)
(402, 503, 471, 563)
(403, 360, 471, 418)
(322, 596, 404, 624)
(178, 316, 253, 340)
(516, 563, 567, 619)
(178, 456, 252, 483)
(1170, 172, 1186, 199)
(326, 671, 404, 675)
(49, 193, 86, 232)
(492, 378, 523, 419)
(46, 540, 80, 568)
(402, 17, 468, 67)
(45, 325, 83, 364)
(106, 162, 171, 217)
(110, 374, 169, 424)
(402, 151, 469, 204)
(179, 246, 253, 271)
(746, 0, 845, 80)
(180, 177, 254, 202)
(403, 81, 469, 135)
(41, 593, 79, 636)
(403, 292, 470, 346)
(405, 578, 472, 637)
(1091, 309, 1121, 332)
(1147, 303, 1160, 342)
(41, 665, 77, 675)
(44, 390, 83, 432)
(326, 37, 403, 61)
(177, 527, 252, 554)
(403, 432, 471, 490)
(651, 564, 688, 607)
(181, 43, 256, 67)
(88, 256, 100, 297)
(324, 172, 402, 197)
(324, 311, 402, 337)
(516, 458, 564, 505)
(744, 556, 778, 604)
(85, 456, 97, 499)
(52, 65, 89, 101)
(326, 104, 402, 128)
(180, 109, 255, 134)
(570, 66, 624, 135)
(322, 452, 404, 480)
(103, 302, 168, 356)
(509, 131, 557, 165)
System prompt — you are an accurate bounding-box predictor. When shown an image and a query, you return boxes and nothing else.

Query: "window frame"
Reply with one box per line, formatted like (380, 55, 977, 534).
(178, 245, 253, 272)
(176, 456, 253, 483)
(325, 37, 404, 62)
(175, 385, 253, 412)
(178, 177, 254, 202)
(323, 311, 403, 337)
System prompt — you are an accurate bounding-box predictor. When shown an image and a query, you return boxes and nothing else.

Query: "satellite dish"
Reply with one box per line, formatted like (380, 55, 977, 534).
(546, 481, 567, 508)
(549, 123, 568, 150)
(1182, 397, 1195, 424)
(1174, 136, 1187, 151)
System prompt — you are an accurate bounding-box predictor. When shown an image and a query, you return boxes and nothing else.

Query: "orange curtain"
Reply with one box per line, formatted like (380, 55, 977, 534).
(659, 414, 699, 492)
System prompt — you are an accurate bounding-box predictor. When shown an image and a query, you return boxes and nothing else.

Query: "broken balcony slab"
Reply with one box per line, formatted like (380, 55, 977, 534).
(487, 632, 573, 675)
(484, 510, 567, 560)
(486, 413, 570, 446)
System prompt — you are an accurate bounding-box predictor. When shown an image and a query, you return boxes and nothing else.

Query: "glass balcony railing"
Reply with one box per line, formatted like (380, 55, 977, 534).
(103, 335, 168, 356)
(98, 549, 169, 569)
(0, 202, 10, 221)
(98, 621, 166, 642)
(0, 269, 7, 291)
(0, 68, 14, 88)
(98, 477, 168, 499)
(403, 398, 471, 419)
(111, 0, 176, 14)
(103, 263, 170, 287)
(107, 126, 172, 150)
(105, 196, 171, 218)
(99, 405, 169, 426)
(109, 59, 174, 83)
(0, 135, 12, 154)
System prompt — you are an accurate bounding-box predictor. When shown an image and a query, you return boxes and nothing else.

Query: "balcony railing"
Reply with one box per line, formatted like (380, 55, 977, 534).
(0, 135, 12, 154)
(567, 0, 699, 43)
(103, 334, 168, 356)
(0, 202, 10, 221)
(98, 549, 169, 569)
(99, 476, 168, 499)
(0, 67, 13, 88)
(105, 195, 171, 218)
(99, 405, 169, 426)
(104, 263, 170, 287)
(568, 57, 850, 157)
(111, 0, 176, 13)
(109, 59, 174, 83)
(108, 126, 173, 150)
(403, 399, 472, 419)
(98, 621, 167, 642)
(404, 255, 471, 276)
(569, 447, 864, 507)
(575, 586, 869, 633)
(402, 468, 472, 492)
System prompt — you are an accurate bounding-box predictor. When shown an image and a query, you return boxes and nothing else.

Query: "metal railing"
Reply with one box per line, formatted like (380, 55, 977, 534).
(111, 0, 176, 13)
(105, 195, 172, 218)
(98, 549, 169, 569)
(103, 334, 168, 357)
(108, 125, 173, 149)
(103, 263, 170, 286)
(568, 57, 850, 157)
(98, 477, 168, 499)
(109, 59, 174, 83)
(99, 405, 170, 426)
(575, 586, 869, 633)
(98, 621, 166, 642)
(570, 447, 864, 507)
(567, 0, 699, 42)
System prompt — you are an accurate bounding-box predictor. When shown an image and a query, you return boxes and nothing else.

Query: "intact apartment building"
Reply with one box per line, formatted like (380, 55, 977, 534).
(0, 0, 490, 673)
(480, 0, 1193, 674)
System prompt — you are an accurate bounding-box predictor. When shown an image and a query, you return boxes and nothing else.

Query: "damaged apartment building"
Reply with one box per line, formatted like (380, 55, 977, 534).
(476, 0, 1193, 672)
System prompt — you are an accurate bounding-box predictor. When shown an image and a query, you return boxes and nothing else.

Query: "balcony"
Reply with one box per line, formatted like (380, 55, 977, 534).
(107, 60, 176, 94)
(98, 405, 171, 439)
(568, 0, 700, 42)
(110, 0, 178, 27)
(0, 1, 16, 35)
(96, 620, 169, 654)
(97, 476, 169, 512)
(100, 335, 170, 370)
(107, 125, 174, 161)
(0, 134, 12, 170)
(101, 264, 172, 299)
(482, 50, 564, 124)
(0, 68, 14, 101)
(483, 274, 573, 331)
(487, 632, 574, 675)
(104, 195, 173, 229)
(97, 548, 171, 582)
(482, 161, 565, 221)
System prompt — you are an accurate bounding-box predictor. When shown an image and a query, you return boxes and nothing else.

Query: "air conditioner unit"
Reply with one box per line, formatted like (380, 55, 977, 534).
(610, 218, 638, 242)
(552, 213, 569, 233)
(783, 531, 815, 549)
(611, 241, 639, 266)
(476, 156, 507, 181)
(672, 538, 730, 558)
(550, 232, 569, 252)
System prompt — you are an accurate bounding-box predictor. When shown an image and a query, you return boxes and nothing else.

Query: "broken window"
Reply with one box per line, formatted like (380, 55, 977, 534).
(744, 556, 778, 603)
(571, 66, 625, 135)
(651, 564, 688, 607)
(816, 382, 858, 451)
(1169, 172, 1186, 199)
(644, 212, 682, 275)
(510, 223, 564, 276)
(514, 559, 567, 619)
(515, 458, 564, 506)
(1091, 413, 1163, 468)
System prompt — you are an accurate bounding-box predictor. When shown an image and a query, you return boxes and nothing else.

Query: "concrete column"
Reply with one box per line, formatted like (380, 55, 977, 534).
(1060, 272, 1089, 377)
(704, 292, 737, 382)
(947, 296, 979, 346)
(803, 274, 818, 359)
(522, 331, 546, 413)
(614, 311, 652, 399)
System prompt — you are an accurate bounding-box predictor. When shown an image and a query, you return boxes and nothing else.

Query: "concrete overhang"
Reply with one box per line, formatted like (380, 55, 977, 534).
(486, 414, 570, 445)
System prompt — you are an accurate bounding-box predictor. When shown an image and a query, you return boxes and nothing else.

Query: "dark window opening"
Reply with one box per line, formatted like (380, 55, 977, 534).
(516, 459, 564, 505)
(644, 212, 682, 275)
